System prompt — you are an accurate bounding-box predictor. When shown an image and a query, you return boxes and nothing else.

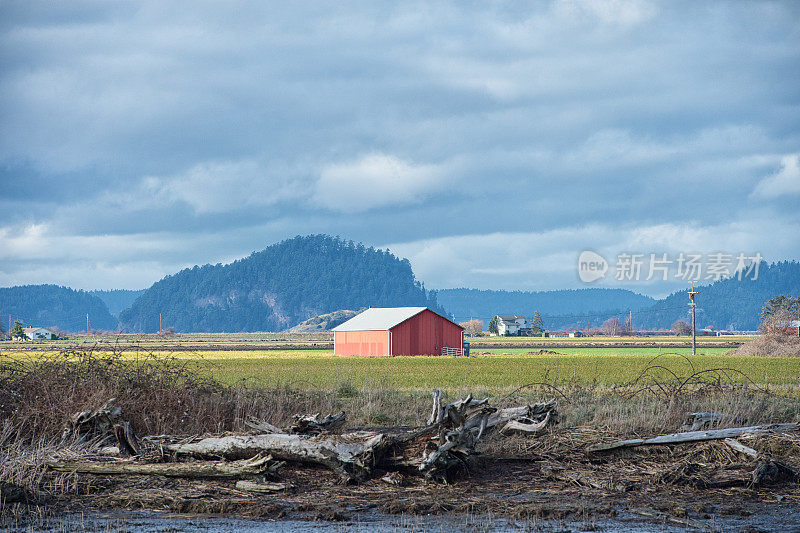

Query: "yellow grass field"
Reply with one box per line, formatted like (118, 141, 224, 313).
(190, 353, 800, 389)
(6, 348, 797, 390)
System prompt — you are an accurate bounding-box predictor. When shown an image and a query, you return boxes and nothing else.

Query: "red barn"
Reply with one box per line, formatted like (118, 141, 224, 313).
(333, 307, 464, 356)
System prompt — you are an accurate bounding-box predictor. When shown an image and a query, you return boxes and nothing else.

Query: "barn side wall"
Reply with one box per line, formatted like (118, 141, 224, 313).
(390, 309, 463, 356)
(334, 330, 389, 356)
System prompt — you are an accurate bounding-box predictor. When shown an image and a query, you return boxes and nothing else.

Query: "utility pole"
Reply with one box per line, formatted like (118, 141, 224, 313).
(159, 313, 162, 334)
(86, 313, 90, 334)
(688, 281, 697, 356)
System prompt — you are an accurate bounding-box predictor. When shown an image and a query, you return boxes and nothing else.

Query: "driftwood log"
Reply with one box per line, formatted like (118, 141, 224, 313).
(47, 454, 282, 479)
(235, 480, 293, 493)
(244, 416, 283, 434)
(415, 393, 558, 479)
(723, 438, 758, 458)
(165, 431, 391, 482)
(244, 412, 347, 435)
(290, 412, 346, 435)
(501, 410, 554, 436)
(113, 421, 141, 457)
(62, 398, 124, 445)
(586, 422, 800, 452)
(58, 393, 557, 484)
(163, 393, 557, 482)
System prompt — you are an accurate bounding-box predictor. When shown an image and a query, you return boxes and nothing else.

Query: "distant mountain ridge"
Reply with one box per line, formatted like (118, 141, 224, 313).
(119, 235, 438, 333)
(3, 240, 798, 333)
(0, 285, 117, 332)
(634, 261, 800, 331)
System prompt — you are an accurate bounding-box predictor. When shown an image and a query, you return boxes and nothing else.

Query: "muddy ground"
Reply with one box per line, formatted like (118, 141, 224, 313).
(5, 428, 799, 531)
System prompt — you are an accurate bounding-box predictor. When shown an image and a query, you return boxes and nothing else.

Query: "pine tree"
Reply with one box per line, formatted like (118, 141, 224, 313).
(488, 315, 499, 335)
(530, 311, 544, 335)
(10, 320, 26, 340)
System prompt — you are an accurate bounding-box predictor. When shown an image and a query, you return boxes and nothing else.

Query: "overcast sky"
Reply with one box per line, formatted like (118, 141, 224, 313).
(1, 1, 798, 297)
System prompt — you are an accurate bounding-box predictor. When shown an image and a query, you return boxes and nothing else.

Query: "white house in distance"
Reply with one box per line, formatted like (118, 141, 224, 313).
(496, 315, 527, 336)
(22, 327, 55, 340)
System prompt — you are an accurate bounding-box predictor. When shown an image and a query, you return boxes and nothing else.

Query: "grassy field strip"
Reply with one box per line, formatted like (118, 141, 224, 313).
(189, 354, 800, 388)
(5, 350, 797, 389)
(1, 347, 734, 359)
(478, 347, 733, 356)
(466, 336, 755, 343)
(1, 349, 334, 359)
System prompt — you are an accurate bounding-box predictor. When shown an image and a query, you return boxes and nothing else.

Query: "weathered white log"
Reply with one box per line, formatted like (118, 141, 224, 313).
(235, 480, 292, 493)
(487, 406, 530, 428)
(290, 412, 346, 434)
(487, 400, 558, 429)
(724, 438, 758, 458)
(47, 454, 281, 478)
(165, 431, 390, 481)
(500, 410, 553, 436)
(586, 422, 800, 453)
(430, 394, 492, 427)
(244, 416, 284, 434)
(426, 389, 444, 425)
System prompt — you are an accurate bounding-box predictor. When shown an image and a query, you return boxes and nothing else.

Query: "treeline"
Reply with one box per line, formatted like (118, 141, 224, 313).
(634, 261, 800, 331)
(437, 288, 655, 328)
(119, 235, 439, 333)
(0, 285, 117, 332)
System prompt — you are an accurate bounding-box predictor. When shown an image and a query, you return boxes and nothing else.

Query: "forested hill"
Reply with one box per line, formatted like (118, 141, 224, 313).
(635, 261, 800, 331)
(0, 285, 117, 332)
(437, 288, 655, 328)
(89, 289, 145, 316)
(119, 235, 438, 333)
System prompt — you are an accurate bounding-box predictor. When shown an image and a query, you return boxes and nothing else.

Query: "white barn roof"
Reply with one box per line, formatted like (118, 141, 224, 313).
(333, 307, 461, 332)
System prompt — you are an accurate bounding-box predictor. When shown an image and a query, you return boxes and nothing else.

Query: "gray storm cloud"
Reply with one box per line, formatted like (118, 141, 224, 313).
(0, 1, 798, 291)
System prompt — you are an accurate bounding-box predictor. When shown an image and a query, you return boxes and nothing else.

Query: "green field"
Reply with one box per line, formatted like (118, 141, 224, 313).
(466, 335, 755, 344)
(6, 344, 797, 391)
(478, 347, 733, 356)
(178, 353, 800, 389)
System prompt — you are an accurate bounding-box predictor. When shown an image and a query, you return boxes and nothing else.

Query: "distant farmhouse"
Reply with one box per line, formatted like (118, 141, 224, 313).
(21, 327, 56, 340)
(333, 307, 464, 356)
(496, 315, 527, 336)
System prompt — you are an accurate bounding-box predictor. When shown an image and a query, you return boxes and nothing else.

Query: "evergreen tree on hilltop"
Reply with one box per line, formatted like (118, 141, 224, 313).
(119, 235, 440, 333)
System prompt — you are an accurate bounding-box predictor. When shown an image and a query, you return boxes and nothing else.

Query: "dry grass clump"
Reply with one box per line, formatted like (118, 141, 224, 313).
(731, 334, 800, 357)
(0, 351, 434, 444)
(1, 350, 237, 440)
